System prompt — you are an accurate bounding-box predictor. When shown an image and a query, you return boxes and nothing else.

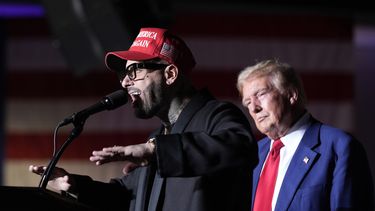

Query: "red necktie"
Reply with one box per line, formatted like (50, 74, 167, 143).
(253, 139, 284, 211)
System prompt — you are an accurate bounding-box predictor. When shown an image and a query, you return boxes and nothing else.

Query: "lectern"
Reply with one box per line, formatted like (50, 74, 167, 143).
(0, 186, 97, 210)
(0, 90, 128, 211)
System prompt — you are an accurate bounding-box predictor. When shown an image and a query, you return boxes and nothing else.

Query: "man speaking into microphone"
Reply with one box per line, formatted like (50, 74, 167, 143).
(29, 27, 258, 211)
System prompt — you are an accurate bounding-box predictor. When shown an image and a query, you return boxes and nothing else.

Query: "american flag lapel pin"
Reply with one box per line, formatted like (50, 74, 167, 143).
(303, 156, 309, 164)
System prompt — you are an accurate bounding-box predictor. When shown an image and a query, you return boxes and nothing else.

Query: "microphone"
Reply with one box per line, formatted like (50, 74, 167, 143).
(59, 89, 128, 126)
(39, 89, 127, 189)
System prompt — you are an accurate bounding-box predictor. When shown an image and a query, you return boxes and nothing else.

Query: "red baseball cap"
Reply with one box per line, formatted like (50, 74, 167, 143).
(105, 27, 196, 73)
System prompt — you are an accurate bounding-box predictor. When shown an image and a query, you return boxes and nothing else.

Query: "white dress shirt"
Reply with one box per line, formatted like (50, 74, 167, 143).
(267, 112, 312, 211)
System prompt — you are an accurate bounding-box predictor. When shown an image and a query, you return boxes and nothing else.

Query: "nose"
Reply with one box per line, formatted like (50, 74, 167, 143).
(249, 99, 261, 114)
(121, 76, 133, 88)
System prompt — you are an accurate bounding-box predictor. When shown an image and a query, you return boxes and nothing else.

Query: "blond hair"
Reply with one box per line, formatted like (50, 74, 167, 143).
(236, 59, 307, 107)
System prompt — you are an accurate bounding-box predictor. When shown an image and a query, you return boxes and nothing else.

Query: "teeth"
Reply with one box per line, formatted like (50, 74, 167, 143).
(128, 88, 141, 96)
(131, 91, 141, 96)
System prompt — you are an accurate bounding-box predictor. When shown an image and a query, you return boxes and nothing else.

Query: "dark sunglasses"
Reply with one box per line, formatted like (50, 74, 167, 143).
(117, 63, 168, 81)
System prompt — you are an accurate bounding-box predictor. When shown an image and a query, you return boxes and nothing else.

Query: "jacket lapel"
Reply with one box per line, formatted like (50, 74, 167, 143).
(134, 128, 164, 211)
(147, 172, 164, 211)
(134, 166, 153, 211)
(139, 90, 213, 211)
(172, 89, 213, 133)
(275, 120, 321, 211)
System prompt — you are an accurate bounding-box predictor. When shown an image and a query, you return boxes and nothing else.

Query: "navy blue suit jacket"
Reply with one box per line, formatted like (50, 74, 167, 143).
(252, 118, 374, 211)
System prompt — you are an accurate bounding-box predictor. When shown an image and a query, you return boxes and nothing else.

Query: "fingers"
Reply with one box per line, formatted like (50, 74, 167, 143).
(55, 175, 71, 191)
(91, 149, 116, 157)
(89, 144, 152, 167)
(103, 145, 123, 152)
(90, 146, 126, 165)
(48, 175, 71, 192)
(89, 155, 108, 166)
(28, 165, 46, 175)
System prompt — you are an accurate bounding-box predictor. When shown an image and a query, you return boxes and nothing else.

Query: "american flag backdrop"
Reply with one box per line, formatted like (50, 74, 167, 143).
(2, 2, 374, 187)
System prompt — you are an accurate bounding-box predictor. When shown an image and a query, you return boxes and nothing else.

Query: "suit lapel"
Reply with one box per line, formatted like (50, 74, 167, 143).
(135, 128, 164, 211)
(134, 167, 152, 211)
(147, 172, 164, 211)
(275, 121, 321, 211)
(142, 90, 213, 211)
(172, 89, 213, 133)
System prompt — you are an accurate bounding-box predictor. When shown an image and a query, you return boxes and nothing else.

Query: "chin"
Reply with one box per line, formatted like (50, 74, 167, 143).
(135, 113, 153, 119)
(134, 107, 156, 119)
(258, 125, 271, 136)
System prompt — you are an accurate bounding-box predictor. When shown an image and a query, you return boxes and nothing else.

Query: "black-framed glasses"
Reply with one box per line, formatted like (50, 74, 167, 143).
(118, 63, 168, 81)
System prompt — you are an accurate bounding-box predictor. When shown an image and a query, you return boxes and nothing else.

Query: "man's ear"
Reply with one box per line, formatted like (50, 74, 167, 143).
(164, 64, 178, 85)
(289, 89, 298, 105)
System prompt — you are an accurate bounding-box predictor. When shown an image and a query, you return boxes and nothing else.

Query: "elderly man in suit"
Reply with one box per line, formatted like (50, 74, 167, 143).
(236, 59, 374, 211)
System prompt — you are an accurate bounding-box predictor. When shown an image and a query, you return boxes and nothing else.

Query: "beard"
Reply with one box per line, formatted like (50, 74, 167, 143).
(134, 81, 167, 119)
(134, 103, 160, 119)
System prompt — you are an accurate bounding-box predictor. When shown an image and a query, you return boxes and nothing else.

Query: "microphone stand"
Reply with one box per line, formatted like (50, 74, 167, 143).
(37, 89, 128, 190)
(39, 114, 86, 189)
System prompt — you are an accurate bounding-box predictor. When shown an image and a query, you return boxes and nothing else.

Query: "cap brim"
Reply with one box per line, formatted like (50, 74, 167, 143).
(105, 51, 158, 71)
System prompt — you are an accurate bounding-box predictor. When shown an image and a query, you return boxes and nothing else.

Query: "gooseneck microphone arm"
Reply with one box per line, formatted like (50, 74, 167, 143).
(39, 121, 84, 189)
(38, 90, 128, 189)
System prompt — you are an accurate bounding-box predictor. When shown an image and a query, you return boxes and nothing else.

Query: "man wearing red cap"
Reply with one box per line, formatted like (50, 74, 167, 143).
(29, 27, 257, 211)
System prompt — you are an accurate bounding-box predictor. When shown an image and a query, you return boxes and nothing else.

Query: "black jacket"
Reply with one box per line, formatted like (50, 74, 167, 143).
(73, 89, 258, 211)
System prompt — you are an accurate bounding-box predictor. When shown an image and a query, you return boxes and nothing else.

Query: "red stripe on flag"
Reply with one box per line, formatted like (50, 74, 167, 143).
(5, 131, 267, 159)
(6, 70, 354, 101)
(6, 132, 148, 159)
(6, 71, 121, 99)
(192, 72, 354, 102)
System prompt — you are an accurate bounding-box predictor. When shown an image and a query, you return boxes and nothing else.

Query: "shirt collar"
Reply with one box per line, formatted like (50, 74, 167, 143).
(273, 112, 312, 147)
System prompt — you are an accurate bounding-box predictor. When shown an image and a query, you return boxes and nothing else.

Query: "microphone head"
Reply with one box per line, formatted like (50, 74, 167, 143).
(103, 89, 128, 110)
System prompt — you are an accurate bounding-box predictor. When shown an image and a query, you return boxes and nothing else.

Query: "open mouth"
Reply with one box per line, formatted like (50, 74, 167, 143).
(128, 87, 141, 96)
(127, 87, 141, 106)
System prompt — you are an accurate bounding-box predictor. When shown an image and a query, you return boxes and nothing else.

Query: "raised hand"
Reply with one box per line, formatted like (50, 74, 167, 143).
(89, 142, 155, 175)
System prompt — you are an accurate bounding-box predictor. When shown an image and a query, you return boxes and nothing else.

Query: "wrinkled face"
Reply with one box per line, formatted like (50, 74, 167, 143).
(241, 75, 292, 137)
(119, 60, 168, 119)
